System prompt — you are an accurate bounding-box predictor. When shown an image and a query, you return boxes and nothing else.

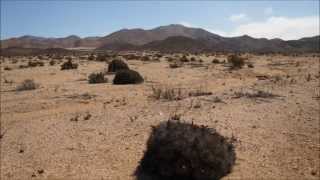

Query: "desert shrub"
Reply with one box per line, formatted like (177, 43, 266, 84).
(88, 72, 108, 84)
(151, 86, 183, 101)
(107, 59, 129, 73)
(27, 61, 44, 67)
(11, 59, 18, 64)
(96, 54, 108, 62)
(61, 60, 78, 70)
(113, 69, 144, 84)
(247, 63, 254, 68)
(37, 55, 44, 60)
(169, 61, 183, 69)
(212, 59, 220, 64)
(190, 57, 196, 62)
(19, 65, 28, 69)
(234, 90, 280, 99)
(4, 66, 12, 71)
(16, 79, 38, 91)
(4, 79, 14, 84)
(65, 56, 73, 61)
(166, 57, 174, 62)
(136, 120, 236, 180)
(124, 54, 140, 60)
(38, 61, 44, 66)
(180, 55, 189, 62)
(49, 60, 56, 66)
(141, 56, 151, 61)
(188, 89, 212, 97)
(28, 61, 38, 67)
(53, 55, 63, 60)
(88, 54, 95, 61)
(227, 55, 245, 69)
(155, 53, 163, 58)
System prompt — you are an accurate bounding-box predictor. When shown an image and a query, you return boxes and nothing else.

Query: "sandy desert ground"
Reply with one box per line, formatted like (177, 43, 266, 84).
(1, 53, 319, 180)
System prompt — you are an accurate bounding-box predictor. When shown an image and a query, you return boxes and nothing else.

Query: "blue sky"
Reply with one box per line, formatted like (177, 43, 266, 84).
(1, 1, 319, 40)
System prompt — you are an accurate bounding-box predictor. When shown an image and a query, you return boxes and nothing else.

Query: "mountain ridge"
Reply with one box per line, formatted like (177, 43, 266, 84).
(1, 24, 319, 53)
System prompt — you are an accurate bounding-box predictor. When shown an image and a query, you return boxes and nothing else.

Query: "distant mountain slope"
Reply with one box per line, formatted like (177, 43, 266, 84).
(141, 36, 211, 52)
(286, 36, 320, 52)
(98, 24, 221, 46)
(1, 24, 319, 53)
(0, 47, 73, 56)
(1, 35, 101, 49)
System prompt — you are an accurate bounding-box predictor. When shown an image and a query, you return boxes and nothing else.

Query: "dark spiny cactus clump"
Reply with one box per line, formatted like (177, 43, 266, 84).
(61, 59, 78, 70)
(136, 120, 236, 180)
(113, 69, 144, 84)
(88, 72, 108, 84)
(107, 59, 129, 73)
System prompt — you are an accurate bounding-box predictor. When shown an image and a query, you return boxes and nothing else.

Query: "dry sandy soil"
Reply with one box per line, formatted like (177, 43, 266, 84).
(1, 54, 319, 180)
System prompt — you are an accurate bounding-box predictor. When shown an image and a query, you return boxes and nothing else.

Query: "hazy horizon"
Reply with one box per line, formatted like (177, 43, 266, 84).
(1, 1, 319, 40)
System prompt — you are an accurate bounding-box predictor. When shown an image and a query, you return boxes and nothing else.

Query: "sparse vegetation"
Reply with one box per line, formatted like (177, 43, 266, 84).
(28, 61, 44, 67)
(49, 60, 56, 66)
(113, 69, 144, 84)
(108, 59, 129, 73)
(136, 120, 236, 180)
(188, 89, 212, 97)
(141, 56, 150, 61)
(151, 86, 183, 101)
(61, 59, 78, 70)
(247, 62, 254, 68)
(16, 79, 38, 91)
(169, 61, 182, 68)
(212, 58, 220, 64)
(180, 55, 189, 62)
(228, 54, 245, 69)
(234, 89, 281, 99)
(88, 54, 95, 61)
(88, 72, 108, 84)
(4, 66, 12, 70)
(96, 54, 108, 62)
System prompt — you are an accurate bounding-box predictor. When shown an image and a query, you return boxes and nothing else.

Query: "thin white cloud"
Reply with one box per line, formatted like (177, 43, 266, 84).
(231, 16, 319, 40)
(179, 15, 319, 40)
(179, 21, 192, 27)
(207, 16, 319, 40)
(207, 29, 229, 37)
(229, 13, 249, 22)
(264, 7, 273, 15)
